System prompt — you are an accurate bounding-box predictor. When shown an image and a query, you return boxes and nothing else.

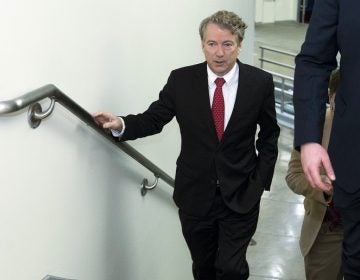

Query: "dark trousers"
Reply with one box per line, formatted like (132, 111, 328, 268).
(334, 186, 360, 280)
(178, 189, 260, 280)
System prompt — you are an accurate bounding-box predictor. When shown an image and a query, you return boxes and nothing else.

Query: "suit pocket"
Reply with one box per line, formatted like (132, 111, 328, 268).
(176, 159, 199, 179)
(247, 167, 265, 192)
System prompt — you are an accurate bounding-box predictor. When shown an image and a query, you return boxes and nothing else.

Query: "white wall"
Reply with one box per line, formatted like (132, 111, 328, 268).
(275, 0, 298, 21)
(256, 0, 298, 23)
(0, 1, 255, 279)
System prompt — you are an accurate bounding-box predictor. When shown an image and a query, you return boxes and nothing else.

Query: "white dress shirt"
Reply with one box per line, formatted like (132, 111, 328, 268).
(207, 63, 239, 130)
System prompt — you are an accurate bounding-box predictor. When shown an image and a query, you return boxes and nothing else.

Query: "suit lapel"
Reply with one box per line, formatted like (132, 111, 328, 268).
(222, 61, 249, 140)
(194, 63, 220, 140)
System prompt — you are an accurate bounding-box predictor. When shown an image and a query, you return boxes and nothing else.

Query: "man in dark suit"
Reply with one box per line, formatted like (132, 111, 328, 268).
(293, 0, 360, 278)
(93, 10, 279, 280)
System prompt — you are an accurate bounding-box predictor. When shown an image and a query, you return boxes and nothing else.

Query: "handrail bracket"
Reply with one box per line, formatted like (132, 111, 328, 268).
(141, 175, 159, 196)
(27, 98, 56, 128)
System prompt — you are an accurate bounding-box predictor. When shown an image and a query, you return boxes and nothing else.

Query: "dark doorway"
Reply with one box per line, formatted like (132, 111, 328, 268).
(298, 0, 314, 23)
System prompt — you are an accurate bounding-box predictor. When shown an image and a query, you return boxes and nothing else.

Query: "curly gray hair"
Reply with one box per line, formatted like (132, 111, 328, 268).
(199, 10, 247, 45)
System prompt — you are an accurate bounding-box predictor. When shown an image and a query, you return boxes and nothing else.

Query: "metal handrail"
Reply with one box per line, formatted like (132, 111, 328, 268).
(259, 58, 295, 70)
(259, 45, 297, 57)
(259, 45, 297, 70)
(258, 46, 295, 129)
(0, 84, 175, 193)
(267, 71, 295, 129)
(267, 70, 294, 82)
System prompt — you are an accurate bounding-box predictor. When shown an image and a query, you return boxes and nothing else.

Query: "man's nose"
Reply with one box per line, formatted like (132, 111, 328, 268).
(215, 45, 224, 56)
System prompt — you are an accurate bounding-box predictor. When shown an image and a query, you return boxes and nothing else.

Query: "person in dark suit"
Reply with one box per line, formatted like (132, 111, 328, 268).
(93, 10, 279, 280)
(293, 0, 360, 278)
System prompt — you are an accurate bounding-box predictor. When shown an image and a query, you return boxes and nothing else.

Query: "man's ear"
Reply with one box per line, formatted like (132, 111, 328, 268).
(237, 43, 242, 55)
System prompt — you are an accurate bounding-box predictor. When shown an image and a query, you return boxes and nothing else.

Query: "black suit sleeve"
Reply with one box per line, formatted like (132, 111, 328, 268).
(254, 74, 280, 191)
(293, 0, 339, 148)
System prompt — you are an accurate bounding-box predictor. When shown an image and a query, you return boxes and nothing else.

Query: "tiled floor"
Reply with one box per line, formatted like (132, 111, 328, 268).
(247, 21, 309, 280)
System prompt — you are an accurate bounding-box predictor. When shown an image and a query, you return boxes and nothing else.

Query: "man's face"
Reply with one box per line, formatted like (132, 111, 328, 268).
(202, 23, 241, 76)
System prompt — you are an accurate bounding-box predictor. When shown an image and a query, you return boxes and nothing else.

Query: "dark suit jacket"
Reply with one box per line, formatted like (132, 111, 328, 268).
(122, 60, 279, 217)
(294, 0, 360, 199)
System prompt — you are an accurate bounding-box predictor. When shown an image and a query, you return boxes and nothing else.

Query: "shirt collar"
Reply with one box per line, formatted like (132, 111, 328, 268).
(207, 62, 239, 87)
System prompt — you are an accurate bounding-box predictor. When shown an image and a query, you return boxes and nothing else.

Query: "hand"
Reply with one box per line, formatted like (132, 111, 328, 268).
(91, 111, 123, 130)
(300, 142, 336, 192)
(322, 175, 333, 198)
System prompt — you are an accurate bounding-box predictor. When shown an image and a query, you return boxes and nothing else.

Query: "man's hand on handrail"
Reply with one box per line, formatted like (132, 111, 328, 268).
(300, 142, 336, 193)
(91, 112, 122, 130)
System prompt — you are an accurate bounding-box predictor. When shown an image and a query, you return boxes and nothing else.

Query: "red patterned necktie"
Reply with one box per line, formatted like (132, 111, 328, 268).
(325, 200, 342, 231)
(212, 78, 226, 141)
